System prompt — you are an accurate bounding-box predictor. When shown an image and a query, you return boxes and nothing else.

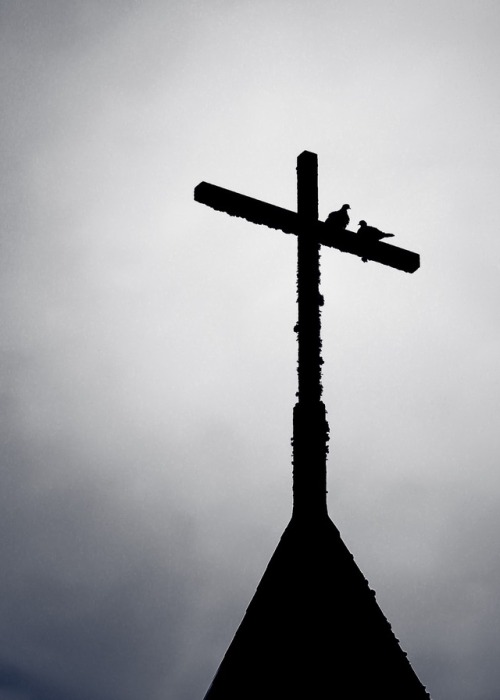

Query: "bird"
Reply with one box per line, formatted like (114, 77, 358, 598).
(325, 204, 350, 231)
(357, 220, 395, 262)
(357, 220, 394, 241)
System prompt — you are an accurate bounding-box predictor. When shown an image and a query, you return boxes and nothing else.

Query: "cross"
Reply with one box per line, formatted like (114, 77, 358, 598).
(194, 151, 420, 522)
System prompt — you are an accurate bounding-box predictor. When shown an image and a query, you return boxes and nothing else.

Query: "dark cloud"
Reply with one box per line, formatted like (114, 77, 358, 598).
(0, 419, 202, 698)
(0, 1, 499, 698)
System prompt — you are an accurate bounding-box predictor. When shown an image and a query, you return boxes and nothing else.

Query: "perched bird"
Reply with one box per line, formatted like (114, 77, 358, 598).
(325, 204, 350, 231)
(357, 220, 395, 262)
(357, 220, 394, 241)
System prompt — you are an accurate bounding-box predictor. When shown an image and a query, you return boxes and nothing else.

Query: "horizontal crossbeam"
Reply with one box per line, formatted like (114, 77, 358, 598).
(194, 182, 420, 273)
(194, 182, 298, 233)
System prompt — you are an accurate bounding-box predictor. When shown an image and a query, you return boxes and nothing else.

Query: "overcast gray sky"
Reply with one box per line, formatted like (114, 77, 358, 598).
(1, 1, 500, 698)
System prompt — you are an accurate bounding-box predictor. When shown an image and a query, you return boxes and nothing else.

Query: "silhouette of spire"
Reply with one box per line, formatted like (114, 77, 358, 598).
(203, 517, 428, 698)
(195, 152, 430, 699)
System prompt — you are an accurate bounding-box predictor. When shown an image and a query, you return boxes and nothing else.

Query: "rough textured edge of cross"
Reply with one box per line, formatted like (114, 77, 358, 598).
(194, 181, 420, 273)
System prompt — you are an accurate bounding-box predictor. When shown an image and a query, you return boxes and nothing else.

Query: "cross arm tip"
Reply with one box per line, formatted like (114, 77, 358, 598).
(297, 150, 318, 163)
(194, 181, 208, 201)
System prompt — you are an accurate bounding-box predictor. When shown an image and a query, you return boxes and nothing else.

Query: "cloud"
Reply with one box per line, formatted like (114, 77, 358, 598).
(0, 1, 500, 698)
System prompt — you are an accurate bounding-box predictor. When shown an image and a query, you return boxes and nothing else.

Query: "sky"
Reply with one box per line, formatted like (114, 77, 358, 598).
(1, 1, 500, 698)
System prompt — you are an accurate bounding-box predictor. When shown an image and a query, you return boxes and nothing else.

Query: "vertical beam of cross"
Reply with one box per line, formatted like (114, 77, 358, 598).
(194, 152, 419, 522)
(293, 152, 329, 521)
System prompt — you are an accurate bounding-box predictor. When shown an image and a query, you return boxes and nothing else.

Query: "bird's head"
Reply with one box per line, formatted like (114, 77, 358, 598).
(358, 220, 366, 226)
(343, 204, 350, 210)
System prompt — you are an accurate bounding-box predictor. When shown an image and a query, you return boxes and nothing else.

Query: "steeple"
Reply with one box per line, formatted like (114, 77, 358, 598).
(203, 517, 429, 698)
(195, 152, 430, 698)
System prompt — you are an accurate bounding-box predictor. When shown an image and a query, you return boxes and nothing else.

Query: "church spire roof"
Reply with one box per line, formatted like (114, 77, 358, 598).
(195, 152, 429, 698)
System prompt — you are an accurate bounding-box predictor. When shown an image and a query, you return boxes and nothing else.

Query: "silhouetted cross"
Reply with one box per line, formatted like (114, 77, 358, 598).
(194, 151, 419, 521)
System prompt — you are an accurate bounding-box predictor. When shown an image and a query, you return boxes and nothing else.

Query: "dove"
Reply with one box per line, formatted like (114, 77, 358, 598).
(357, 220, 394, 241)
(325, 204, 350, 231)
(357, 220, 395, 262)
